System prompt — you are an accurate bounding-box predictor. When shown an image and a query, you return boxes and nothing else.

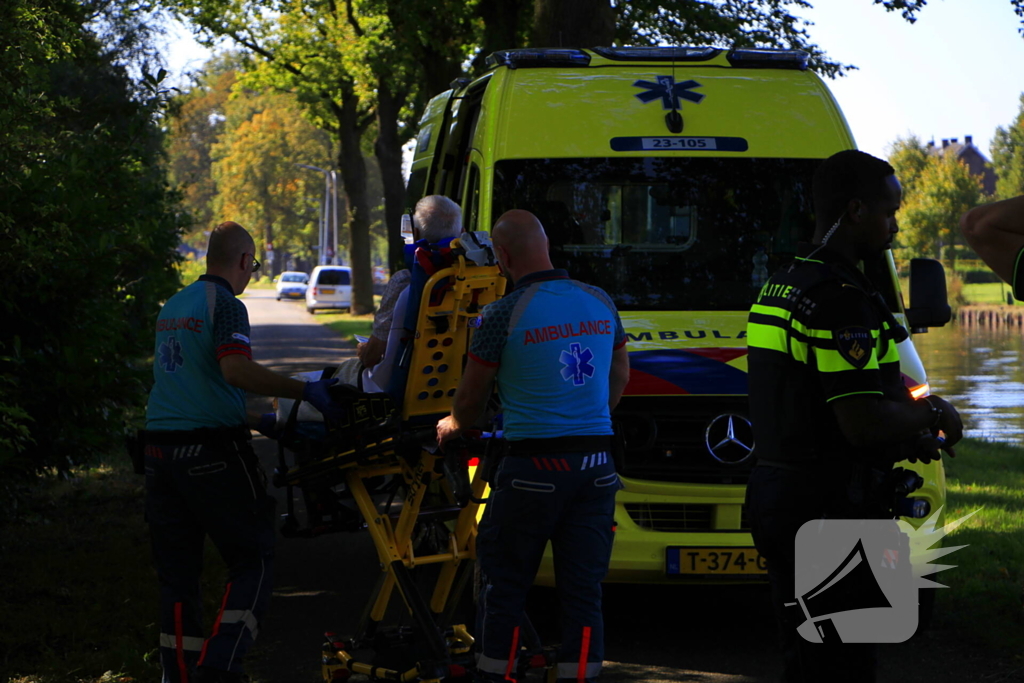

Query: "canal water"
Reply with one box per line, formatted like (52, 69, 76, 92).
(913, 322, 1024, 445)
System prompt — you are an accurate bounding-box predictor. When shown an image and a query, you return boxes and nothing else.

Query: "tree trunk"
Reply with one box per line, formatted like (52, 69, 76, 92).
(264, 222, 275, 278)
(334, 82, 376, 315)
(530, 0, 614, 48)
(477, 0, 528, 68)
(375, 79, 409, 274)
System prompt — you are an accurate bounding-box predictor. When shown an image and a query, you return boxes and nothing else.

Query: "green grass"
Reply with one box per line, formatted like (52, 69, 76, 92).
(932, 439, 1024, 651)
(0, 457, 228, 683)
(3, 437, 1022, 681)
(960, 282, 1015, 306)
(315, 296, 381, 343)
(318, 311, 374, 343)
(245, 277, 276, 290)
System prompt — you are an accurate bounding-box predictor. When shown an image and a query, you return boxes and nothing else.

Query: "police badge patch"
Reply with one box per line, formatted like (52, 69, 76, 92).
(834, 326, 874, 369)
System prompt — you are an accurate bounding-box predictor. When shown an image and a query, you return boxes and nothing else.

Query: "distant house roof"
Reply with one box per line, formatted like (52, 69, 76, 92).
(927, 134, 997, 195)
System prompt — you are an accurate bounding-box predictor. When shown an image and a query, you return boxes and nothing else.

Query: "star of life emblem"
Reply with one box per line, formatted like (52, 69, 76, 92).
(159, 336, 184, 373)
(633, 75, 705, 110)
(559, 342, 595, 386)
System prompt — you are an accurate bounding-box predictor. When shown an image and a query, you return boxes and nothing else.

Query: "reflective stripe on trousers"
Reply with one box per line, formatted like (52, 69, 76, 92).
(146, 438, 275, 681)
(476, 451, 618, 683)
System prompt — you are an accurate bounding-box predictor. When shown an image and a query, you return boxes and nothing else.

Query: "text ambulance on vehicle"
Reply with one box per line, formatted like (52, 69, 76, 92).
(408, 46, 952, 585)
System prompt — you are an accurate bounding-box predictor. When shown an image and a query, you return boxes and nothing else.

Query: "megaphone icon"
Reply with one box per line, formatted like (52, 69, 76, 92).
(794, 538, 892, 644)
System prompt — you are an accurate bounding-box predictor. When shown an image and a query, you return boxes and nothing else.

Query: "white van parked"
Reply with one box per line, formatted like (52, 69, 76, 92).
(306, 265, 352, 314)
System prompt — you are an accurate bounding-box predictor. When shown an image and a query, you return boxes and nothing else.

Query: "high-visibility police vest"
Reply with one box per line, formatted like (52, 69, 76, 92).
(746, 245, 909, 468)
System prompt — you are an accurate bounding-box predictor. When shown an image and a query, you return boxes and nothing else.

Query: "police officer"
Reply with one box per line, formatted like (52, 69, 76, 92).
(961, 193, 1024, 299)
(745, 150, 963, 683)
(436, 210, 630, 683)
(144, 221, 345, 683)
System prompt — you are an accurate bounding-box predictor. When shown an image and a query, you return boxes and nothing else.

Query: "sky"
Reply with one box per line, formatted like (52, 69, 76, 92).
(162, 1, 1024, 162)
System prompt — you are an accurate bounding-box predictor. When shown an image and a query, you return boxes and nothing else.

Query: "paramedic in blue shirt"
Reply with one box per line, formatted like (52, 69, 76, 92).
(437, 210, 631, 683)
(144, 221, 344, 683)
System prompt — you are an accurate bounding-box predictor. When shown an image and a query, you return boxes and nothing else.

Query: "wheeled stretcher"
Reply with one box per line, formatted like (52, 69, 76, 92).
(273, 235, 549, 682)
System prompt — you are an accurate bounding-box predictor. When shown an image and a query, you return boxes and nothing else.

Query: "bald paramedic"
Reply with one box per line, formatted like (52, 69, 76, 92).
(143, 221, 345, 683)
(437, 210, 630, 683)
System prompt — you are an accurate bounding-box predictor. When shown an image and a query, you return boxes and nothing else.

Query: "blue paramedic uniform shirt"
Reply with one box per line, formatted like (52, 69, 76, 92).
(146, 275, 253, 430)
(469, 269, 626, 440)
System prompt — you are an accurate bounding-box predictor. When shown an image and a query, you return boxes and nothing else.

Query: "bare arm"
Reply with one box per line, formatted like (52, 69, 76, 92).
(219, 354, 306, 399)
(357, 336, 387, 368)
(436, 358, 498, 447)
(961, 195, 1024, 284)
(831, 394, 962, 451)
(608, 344, 630, 410)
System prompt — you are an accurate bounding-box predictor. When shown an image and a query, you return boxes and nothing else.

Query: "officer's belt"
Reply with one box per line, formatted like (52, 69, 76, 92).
(141, 426, 250, 446)
(507, 435, 611, 457)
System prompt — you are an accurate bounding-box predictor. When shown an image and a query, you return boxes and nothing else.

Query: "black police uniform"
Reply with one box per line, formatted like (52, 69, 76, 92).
(745, 243, 911, 683)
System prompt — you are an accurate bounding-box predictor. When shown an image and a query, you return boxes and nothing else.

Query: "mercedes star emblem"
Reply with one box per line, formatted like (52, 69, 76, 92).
(704, 413, 755, 465)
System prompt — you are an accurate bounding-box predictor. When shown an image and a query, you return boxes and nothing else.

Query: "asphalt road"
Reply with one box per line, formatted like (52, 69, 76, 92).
(238, 289, 1011, 683)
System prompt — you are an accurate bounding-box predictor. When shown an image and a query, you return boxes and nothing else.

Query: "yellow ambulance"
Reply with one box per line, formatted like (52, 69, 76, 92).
(409, 46, 950, 585)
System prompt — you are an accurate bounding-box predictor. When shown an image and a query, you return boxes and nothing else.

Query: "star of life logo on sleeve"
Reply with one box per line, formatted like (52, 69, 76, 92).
(559, 342, 595, 386)
(158, 336, 185, 373)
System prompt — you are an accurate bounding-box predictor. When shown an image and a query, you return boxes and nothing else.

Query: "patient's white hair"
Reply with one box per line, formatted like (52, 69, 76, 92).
(414, 195, 462, 243)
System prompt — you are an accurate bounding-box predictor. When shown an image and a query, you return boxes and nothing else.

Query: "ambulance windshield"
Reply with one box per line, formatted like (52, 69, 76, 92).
(492, 157, 821, 311)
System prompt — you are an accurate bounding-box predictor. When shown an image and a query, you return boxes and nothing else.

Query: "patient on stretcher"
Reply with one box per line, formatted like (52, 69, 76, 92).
(275, 229, 500, 434)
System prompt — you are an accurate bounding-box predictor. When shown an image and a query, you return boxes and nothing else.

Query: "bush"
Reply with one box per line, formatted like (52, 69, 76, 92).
(0, 0, 185, 513)
(177, 253, 207, 287)
(962, 269, 1003, 284)
(946, 273, 968, 311)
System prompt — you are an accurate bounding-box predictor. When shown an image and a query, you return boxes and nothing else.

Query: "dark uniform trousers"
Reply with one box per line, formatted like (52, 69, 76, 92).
(476, 450, 619, 683)
(144, 434, 275, 683)
(747, 465, 878, 683)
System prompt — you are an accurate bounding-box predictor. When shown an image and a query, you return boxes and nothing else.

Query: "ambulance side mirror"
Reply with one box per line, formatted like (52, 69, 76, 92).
(905, 258, 951, 333)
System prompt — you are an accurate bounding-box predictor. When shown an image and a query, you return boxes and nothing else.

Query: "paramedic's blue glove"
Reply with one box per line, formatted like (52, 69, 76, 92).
(303, 378, 346, 422)
(255, 412, 278, 439)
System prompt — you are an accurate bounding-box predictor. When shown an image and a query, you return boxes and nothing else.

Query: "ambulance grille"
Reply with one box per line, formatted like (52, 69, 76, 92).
(624, 503, 754, 533)
(614, 397, 756, 484)
(625, 503, 713, 532)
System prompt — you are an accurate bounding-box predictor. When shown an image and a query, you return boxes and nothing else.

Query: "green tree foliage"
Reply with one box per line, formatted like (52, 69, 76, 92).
(167, 0, 387, 312)
(891, 137, 982, 262)
(0, 0, 184, 499)
(992, 93, 1024, 201)
(889, 135, 931, 201)
(484, 0, 1024, 77)
(166, 55, 244, 240)
(212, 89, 334, 276)
(161, 0, 1024, 305)
(470, 0, 857, 75)
(358, 0, 477, 269)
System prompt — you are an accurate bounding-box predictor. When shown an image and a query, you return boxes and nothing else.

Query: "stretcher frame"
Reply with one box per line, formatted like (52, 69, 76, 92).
(277, 247, 512, 682)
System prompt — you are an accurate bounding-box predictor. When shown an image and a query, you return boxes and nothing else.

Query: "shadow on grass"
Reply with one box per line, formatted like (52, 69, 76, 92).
(0, 460, 228, 683)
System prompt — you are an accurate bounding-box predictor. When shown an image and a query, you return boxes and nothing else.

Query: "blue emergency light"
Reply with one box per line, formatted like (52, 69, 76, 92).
(486, 49, 592, 69)
(591, 46, 721, 62)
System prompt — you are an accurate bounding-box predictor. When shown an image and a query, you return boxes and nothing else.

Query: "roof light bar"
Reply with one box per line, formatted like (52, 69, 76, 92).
(486, 49, 592, 70)
(726, 48, 809, 70)
(591, 46, 721, 62)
